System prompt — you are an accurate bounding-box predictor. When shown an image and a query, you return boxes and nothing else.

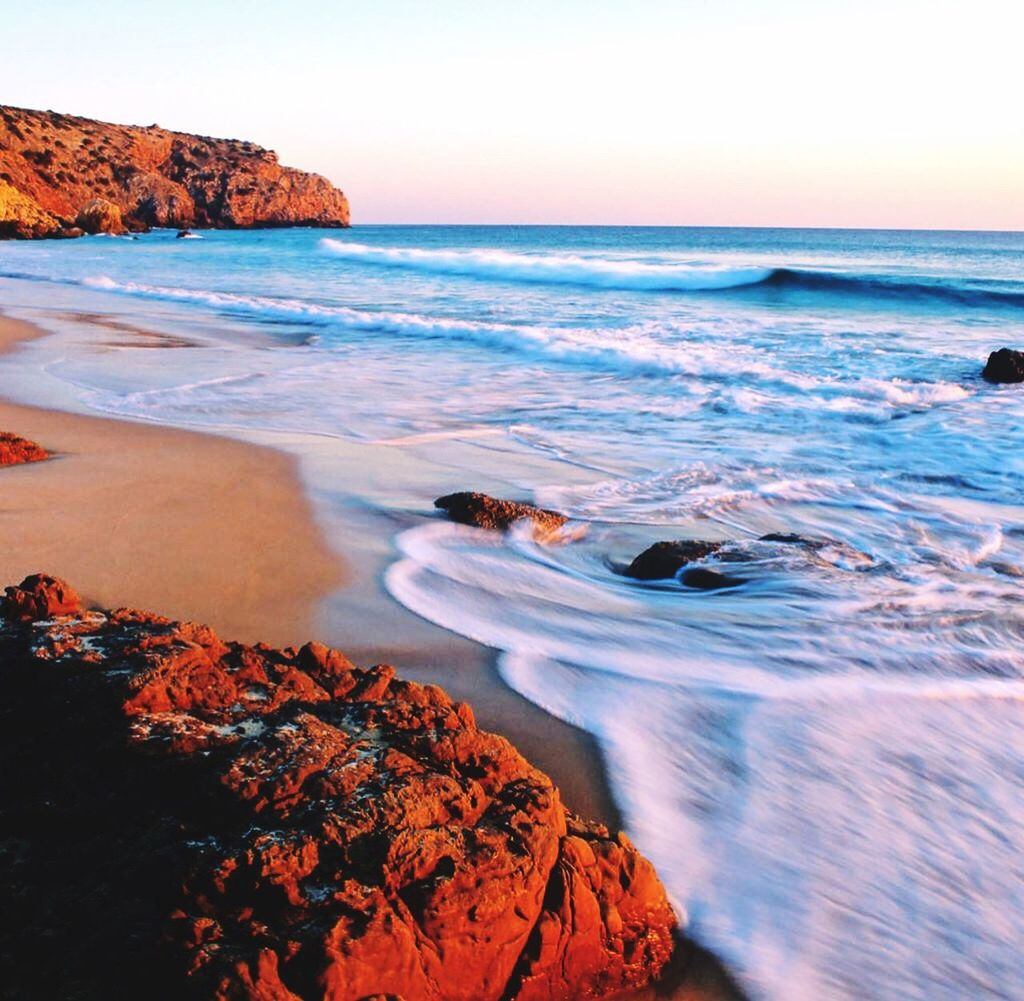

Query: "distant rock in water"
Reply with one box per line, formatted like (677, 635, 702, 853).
(175, 229, 192, 239)
(0, 104, 350, 239)
(435, 491, 569, 538)
(982, 348, 1024, 384)
(0, 573, 677, 1000)
(680, 567, 746, 591)
(624, 540, 723, 580)
(0, 431, 48, 466)
(759, 532, 826, 549)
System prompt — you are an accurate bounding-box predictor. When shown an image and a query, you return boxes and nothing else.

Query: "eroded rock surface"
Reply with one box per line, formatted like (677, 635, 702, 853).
(0, 104, 349, 238)
(0, 430, 48, 466)
(435, 491, 569, 539)
(0, 574, 676, 1000)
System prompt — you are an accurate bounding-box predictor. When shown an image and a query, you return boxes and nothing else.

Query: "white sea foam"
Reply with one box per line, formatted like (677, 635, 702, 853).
(384, 515, 1024, 1001)
(320, 239, 775, 291)
(498, 652, 1024, 1001)
(76, 275, 973, 418)
(75, 274, 786, 380)
(8, 227, 1024, 1001)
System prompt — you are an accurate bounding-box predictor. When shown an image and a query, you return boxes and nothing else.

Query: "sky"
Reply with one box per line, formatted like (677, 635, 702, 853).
(2, 0, 1021, 229)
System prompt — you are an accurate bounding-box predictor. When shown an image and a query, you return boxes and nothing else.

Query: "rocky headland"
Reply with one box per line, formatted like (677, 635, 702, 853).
(0, 105, 349, 238)
(0, 573, 678, 1000)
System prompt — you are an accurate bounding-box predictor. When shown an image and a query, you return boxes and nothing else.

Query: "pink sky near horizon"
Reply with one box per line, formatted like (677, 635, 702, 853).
(2, 0, 1021, 230)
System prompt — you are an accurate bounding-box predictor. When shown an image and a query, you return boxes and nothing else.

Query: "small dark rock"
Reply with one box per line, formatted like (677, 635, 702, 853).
(175, 229, 193, 239)
(624, 540, 723, 580)
(982, 348, 1024, 384)
(680, 568, 746, 591)
(434, 491, 568, 537)
(759, 533, 825, 549)
(988, 562, 1024, 579)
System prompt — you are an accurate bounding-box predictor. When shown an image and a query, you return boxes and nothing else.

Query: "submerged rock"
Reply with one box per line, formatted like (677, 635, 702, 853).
(759, 532, 826, 548)
(680, 567, 746, 591)
(0, 430, 48, 466)
(0, 574, 677, 1000)
(982, 348, 1024, 384)
(624, 540, 723, 580)
(434, 491, 569, 538)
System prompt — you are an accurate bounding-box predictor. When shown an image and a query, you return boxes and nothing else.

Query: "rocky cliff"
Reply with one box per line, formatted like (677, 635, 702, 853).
(0, 105, 350, 238)
(0, 573, 678, 1000)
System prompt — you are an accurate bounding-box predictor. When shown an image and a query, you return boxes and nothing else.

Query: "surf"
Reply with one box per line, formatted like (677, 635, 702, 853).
(320, 238, 775, 291)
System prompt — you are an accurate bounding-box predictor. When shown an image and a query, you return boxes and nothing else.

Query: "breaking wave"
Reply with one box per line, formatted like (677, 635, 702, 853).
(319, 240, 1024, 307)
(320, 239, 774, 291)
(69, 276, 976, 413)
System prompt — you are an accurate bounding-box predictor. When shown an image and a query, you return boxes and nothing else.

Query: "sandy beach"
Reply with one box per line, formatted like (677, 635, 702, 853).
(0, 312, 621, 826)
(0, 310, 744, 1000)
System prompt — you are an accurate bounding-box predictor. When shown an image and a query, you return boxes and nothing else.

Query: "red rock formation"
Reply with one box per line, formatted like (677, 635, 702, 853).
(0, 105, 350, 238)
(0, 574, 677, 1000)
(0, 430, 48, 465)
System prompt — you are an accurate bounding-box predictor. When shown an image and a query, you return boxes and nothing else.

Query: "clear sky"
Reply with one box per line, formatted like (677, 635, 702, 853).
(2, 0, 1021, 229)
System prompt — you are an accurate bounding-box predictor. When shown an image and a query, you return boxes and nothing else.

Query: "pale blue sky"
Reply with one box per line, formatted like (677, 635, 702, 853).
(3, 0, 1021, 228)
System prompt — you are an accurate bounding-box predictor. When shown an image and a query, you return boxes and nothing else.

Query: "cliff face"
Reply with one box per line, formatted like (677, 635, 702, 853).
(0, 105, 350, 238)
(0, 573, 678, 1001)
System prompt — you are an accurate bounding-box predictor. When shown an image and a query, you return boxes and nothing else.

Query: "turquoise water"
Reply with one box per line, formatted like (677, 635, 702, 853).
(2, 225, 1024, 1000)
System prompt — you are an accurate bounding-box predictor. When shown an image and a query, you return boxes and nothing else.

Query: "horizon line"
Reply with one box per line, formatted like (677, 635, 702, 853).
(351, 222, 1024, 235)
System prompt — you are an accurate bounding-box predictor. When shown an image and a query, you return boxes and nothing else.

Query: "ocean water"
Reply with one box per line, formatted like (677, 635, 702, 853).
(2, 225, 1024, 1000)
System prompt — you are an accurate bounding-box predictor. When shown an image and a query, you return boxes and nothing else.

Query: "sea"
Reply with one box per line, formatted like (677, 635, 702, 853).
(2, 225, 1023, 1001)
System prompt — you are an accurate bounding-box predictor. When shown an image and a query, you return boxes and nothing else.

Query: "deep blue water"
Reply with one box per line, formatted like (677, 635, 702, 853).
(1, 225, 1023, 1001)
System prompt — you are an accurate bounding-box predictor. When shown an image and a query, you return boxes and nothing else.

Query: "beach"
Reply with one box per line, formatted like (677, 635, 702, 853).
(3, 222, 1022, 1001)
(0, 307, 746, 1000)
(0, 310, 622, 852)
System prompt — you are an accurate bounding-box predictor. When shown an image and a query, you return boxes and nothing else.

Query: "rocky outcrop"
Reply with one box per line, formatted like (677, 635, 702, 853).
(982, 348, 1024, 384)
(0, 574, 677, 1000)
(0, 105, 349, 239)
(435, 492, 569, 539)
(0, 179, 66, 238)
(75, 196, 124, 234)
(0, 430, 48, 465)
(624, 541, 724, 581)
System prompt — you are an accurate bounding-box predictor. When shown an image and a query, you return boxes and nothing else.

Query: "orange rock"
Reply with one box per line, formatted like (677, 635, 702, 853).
(0, 105, 350, 239)
(75, 197, 124, 234)
(0, 573, 678, 1000)
(0, 430, 48, 465)
(2, 573, 82, 620)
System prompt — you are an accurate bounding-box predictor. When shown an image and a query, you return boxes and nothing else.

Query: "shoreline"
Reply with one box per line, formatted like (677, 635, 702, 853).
(0, 309, 622, 827)
(0, 308, 745, 1000)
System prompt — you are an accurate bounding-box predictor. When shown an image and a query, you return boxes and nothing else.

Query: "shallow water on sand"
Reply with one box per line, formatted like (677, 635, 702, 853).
(2, 225, 1024, 1000)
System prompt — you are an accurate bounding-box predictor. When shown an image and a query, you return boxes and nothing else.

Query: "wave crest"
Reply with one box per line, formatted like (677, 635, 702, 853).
(320, 239, 774, 292)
